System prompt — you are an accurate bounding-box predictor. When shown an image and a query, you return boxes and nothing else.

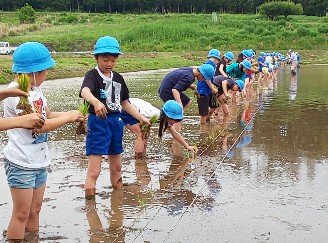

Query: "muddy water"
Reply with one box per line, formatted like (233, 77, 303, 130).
(0, 66, 328, 243)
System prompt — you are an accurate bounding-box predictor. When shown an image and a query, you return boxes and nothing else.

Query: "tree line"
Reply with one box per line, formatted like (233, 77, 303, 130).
(0, 0, 326, 17)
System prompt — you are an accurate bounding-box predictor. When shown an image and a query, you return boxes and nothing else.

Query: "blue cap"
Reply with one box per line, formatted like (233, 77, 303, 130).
(241, 60, 252, 70)
(162, 100, 184, 120)
(207, 49, 220, 59)
(198, 64, 215, 80)
(242, 49, 253, 59)
(260, 52, 265, 56)
(223, 51, 234, 61)
(235, 79, 244, 91)
(93, 36, 122, 55)
(12, 42, 55, 73)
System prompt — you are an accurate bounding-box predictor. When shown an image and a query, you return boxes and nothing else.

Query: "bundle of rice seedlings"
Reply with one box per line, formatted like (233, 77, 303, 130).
(139, 115, 158, 140)
(16, 74, 33, 115)
(76, 101, 90, 135)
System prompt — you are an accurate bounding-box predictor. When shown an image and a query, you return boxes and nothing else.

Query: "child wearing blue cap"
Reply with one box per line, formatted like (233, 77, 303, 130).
(196, 49, 219, 124)
(3, 42, 84, 242)
(208, 77, 244, 117)
(159, 63, 214, 129)
(158, 100, 198, 153)
(80, 36, 149, 199)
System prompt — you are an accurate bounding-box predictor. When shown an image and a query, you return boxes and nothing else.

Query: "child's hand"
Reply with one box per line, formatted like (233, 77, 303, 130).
(140, 116, 150, 125)
(93, 100, 107, 119)
(225, 93, 231, 99)
(21, 113, 45, 130)
(186, 145, 198, 154)
(67, 110, 84, 123)
(5, 86, 29, 98)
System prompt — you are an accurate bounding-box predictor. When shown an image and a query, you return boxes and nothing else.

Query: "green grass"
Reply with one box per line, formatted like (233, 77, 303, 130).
(0, 12, 327, 83)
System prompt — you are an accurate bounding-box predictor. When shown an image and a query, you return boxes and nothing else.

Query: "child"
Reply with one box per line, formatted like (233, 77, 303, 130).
(158, 100, 198, 153)
(196, 49, 220, 124)
(80, 36, 149, 199)
(120, 98, 161, 159)
(3, 42, 84, 242)
(159, 63, 214, 130)
(236, 49, 253, 63)
(215, 52, 234, 77)
(210, 77, 244, 116)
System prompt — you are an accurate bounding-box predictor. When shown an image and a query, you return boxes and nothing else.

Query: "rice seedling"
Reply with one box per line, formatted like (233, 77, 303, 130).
(16, 74, 33, 115)
(139, 114, 158, 140)
(137, 195, 147, 209)
(76, 100, 90, 135)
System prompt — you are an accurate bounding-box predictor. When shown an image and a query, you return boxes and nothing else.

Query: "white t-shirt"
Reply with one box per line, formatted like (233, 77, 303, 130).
(3, 82, 50, 169)
(129, 98, 160, 118)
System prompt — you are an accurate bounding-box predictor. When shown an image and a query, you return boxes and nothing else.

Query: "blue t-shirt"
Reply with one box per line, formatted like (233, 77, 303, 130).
(159, 67, 194, 98)
(258, 57, 264, 71)
(197, 60, 216, 96)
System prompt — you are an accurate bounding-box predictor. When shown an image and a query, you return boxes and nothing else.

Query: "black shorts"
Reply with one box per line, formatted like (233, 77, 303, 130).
(197, 95, 210, 116)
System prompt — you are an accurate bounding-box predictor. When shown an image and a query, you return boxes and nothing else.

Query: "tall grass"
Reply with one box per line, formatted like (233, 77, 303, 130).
(0, 12, 327, 51)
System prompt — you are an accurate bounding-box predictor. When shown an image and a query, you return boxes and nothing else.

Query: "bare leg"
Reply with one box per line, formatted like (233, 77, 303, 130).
(108, 154, 123, 189)
(25, 184, 46, 232)
(126, 123, 147, 159)
(7, 187, 34, 240)
(84, 155, 102, 199)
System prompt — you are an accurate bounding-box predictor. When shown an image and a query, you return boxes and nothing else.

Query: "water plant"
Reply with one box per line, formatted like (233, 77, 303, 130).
(137, 195, 147, 209)
(139, 114, 158, 140)
(16, 73, 33, 115)
(76, 100, 89, 135)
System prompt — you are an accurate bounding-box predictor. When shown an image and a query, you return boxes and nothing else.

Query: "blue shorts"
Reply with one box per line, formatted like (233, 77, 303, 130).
(120, 111, 139, 126)
(86, 113, 124, 156)
(4, 159, 48, 189)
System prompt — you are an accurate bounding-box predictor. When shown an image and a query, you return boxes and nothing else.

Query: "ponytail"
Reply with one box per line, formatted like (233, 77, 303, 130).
(158, 110, 169, 139)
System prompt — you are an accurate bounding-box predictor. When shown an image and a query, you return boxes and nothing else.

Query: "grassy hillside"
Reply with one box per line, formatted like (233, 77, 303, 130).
(0, 12, 327, 83)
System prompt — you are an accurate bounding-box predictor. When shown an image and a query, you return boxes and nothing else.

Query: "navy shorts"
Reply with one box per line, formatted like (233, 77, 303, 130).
(197, 95, 210, 116)
(120, 111, 139, 126)
(159, 92, 190, 108)
(86, 113, 124, 156)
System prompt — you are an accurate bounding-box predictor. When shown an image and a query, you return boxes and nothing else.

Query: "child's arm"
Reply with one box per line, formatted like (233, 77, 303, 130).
(168, 126, 198, 153)
(80, 87, 107, 119)
(38, 110, 83, 133)
(121, 100, 150, 124)
(0, 113, 44, 131)
(0, 86, 29, 101)
(222, 80, 230, 98)
(219, 64, 228, 77)
(205, 80, 217, 93)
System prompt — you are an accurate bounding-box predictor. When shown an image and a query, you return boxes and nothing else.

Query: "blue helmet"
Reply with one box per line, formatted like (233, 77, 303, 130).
(241, 60, 252, 70)
(235, 80, 244, 91)
(242, 49, 253, 59)
(223, 51, 234, 61)
(93, 36, 122, 55)
(162, 100, 184, 120)
(12, 42, 55, 73)
(198, 64, 215, 80)
(207, 49, 220, 59)
(260, 52, 265, 56)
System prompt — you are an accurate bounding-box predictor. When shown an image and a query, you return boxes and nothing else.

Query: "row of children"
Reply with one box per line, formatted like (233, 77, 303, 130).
(1, 35, 287, 241)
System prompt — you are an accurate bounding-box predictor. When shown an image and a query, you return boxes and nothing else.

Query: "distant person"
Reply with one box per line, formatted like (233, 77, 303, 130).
(3, 42, 84, 242)
(215, 51, 234, 77)
(80, 36, 150, 200)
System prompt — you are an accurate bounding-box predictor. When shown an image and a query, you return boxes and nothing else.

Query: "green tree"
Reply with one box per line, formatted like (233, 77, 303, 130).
(18, 3, 36, 23)
(259, 1, 303, 21)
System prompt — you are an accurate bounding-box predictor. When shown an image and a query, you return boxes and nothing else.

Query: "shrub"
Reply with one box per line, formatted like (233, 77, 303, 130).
(318, 25, 328, 34)
(259, 1, 303, 21)
(18, 4, 36, 24)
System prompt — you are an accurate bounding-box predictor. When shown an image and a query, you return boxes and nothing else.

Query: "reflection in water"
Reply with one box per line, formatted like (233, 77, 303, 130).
(288, 71, 299, 101)
(1, 66, 328, 242)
